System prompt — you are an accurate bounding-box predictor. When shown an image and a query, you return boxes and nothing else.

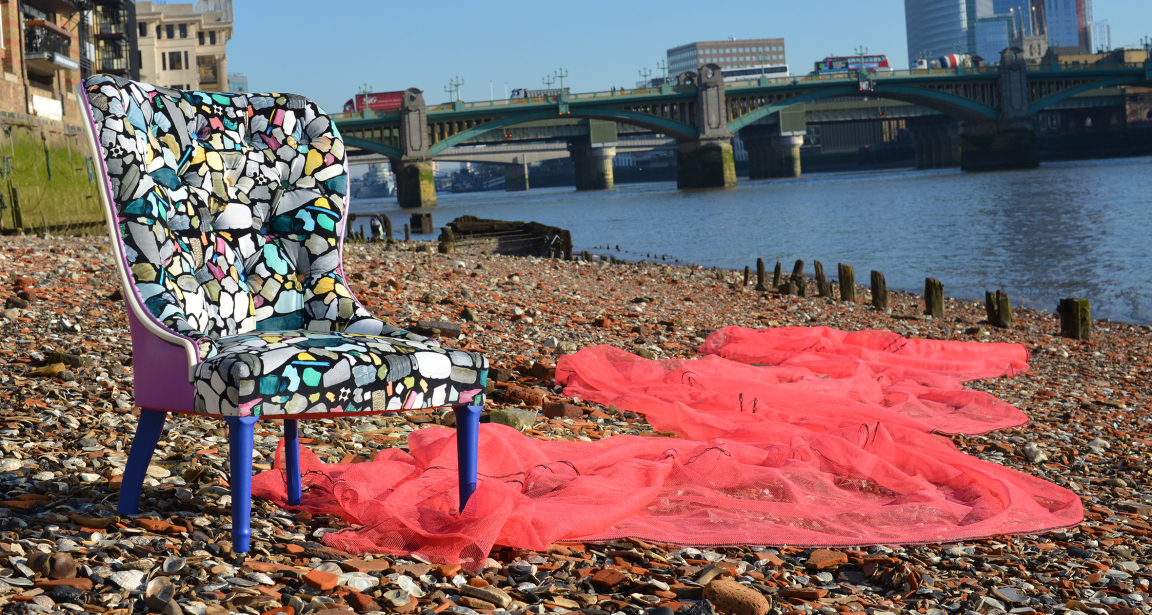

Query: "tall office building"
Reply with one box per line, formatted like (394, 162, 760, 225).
(1043, 0, 1091, 49)
(666, 38, 786, 78)
(905, 0, 994, 66)
(1089, 20, 1110, 52)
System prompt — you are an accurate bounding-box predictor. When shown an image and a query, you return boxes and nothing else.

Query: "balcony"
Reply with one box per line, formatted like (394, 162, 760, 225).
(24, 21, 77, 75)
(23, 0, 80, 17)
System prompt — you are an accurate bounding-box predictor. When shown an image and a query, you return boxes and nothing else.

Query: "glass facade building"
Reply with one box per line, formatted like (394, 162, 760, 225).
(1043, 0, 1091, 49)
(904, 0, 993, 67)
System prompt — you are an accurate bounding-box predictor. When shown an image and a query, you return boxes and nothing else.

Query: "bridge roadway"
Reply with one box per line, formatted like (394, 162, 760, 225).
(333, 50, 1152, 207)
(346, 89, 1127, 169)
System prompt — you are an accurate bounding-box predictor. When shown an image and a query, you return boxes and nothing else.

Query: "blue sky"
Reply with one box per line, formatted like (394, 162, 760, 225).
(229, 0, 1149, 114)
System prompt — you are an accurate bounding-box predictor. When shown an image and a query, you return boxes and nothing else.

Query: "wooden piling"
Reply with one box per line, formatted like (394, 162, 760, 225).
(985, 289, 1014, 328)
(781, 280, 797, 296)
(790, 259, 804, 282)
(924, 278, 944, 319)
(1058, 298, 1091, 340)
(743, 266, 750, 287)
(838, 263, 856, 303)
(383, 215, 393, 241)
(404, 224, 410, 241)
(772, 262, 782, 288)
(814, 261, 832, 298)
(870, 271, 889, 310)
(755, 259, 767, 291)
(561, 230, 573, 260)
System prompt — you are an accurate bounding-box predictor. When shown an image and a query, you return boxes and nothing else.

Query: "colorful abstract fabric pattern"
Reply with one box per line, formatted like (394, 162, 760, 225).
(84, 75, 487, 417)
(195, 331, 487, 417)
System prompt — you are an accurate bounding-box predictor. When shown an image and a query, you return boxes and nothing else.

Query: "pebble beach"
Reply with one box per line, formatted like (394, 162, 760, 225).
(1, 233, 1150, 615)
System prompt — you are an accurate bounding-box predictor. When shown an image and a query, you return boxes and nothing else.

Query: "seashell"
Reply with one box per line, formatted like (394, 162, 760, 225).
(247, 572, 275, 585)
(384, 589, 411, 607)
(397, 574, 425, 598)
(163, 556, 187, 574)
(111, 569, 146, 590)
(145, 577, 176, 611)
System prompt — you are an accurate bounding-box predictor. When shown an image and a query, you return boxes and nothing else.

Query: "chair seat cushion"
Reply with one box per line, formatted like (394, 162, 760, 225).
(193, 331, 488, 417)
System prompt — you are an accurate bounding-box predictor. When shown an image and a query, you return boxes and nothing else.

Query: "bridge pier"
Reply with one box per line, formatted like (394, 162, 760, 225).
(394, 159, 437, 208)
(910, 122, 962, 169)
(742, 126, 804, 179)
(569, 141, 615, 191)
(960, 121, 1039, 171)
(676, 138, 736, 188)
(505, 161, 529, 192)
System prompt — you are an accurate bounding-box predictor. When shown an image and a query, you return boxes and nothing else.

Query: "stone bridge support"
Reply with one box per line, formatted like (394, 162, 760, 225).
(742, 125, 805, 179)
(505, 160, 529, 192)
(677, 64, 736, 189)
(569, 141, 616, 190)
(395, 89, 437, 208)
(961, 48, 1039, 172)
(909, 122, 962, 169)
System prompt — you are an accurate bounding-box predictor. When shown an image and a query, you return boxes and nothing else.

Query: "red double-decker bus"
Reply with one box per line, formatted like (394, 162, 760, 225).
(813, 54, 892, 74)
(342, 91, 404, 113)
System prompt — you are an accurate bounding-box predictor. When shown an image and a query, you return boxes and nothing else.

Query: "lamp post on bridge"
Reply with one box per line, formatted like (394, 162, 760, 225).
(542, 74, 556, 90)
(555, 68, 569, 91)
(657, 59, 668, 83)
(639, 67, 652, 88)
(445, 76, 464, 103)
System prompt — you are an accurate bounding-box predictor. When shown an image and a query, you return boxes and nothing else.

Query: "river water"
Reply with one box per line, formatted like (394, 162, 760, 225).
(351, 156, 1152, 324)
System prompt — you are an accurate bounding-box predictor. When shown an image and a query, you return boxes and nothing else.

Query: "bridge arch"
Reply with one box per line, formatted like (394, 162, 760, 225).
(342, 136, 402, 160)
(726, 83, 1001, 133)
(427, 108, 699, 156)
(1029, 74, 1151, 115)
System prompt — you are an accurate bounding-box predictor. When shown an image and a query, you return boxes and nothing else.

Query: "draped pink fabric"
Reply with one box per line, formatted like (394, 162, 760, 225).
(253, 326, 1081, 566)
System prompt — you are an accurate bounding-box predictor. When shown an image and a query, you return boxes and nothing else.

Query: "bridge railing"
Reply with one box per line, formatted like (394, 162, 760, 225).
(1026, 61, 1144, 71)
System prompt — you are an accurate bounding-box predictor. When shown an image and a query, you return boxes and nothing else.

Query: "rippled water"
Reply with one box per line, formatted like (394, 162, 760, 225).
(351, 156, 1152, 324)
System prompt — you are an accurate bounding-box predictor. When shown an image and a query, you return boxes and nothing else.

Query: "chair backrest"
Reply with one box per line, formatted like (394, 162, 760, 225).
(83, 75, 354, 343)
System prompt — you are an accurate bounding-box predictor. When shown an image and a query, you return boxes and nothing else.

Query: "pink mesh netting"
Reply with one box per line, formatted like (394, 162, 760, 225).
(252, 326, 1082, 566)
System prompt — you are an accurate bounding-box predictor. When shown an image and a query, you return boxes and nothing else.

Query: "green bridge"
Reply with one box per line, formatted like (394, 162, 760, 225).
(333, 49, 1152, 207)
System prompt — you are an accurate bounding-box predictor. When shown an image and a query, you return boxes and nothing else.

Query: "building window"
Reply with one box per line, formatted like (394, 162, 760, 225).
(162, 53, 166, 70)
(180, 24, 188, 38)
(198, 31, 204, 45)
(156, 25, 161, 38)
(169, 51, 182, 70)
(166, 24, 174, 39)
(209, 31, 216, 45)
(138, 23, 147, 37)
(184, 50, 189, 68)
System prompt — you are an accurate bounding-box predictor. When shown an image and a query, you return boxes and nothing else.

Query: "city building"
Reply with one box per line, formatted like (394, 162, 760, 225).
(228, 72, 247, 93)
(89, 0, 141, 81)
(1089, 20, 1110, 52)
(974, 15, 1014, 62)
(135, 0, 232, 91)
(666, 38, 786, 78)
(904, 0, 993, 66)
(1043, 0, 1091, 49)
(0, 0, 88, 125)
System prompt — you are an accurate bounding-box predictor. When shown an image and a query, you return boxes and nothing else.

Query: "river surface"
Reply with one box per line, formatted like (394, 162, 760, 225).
(350, 156, 1152, 324)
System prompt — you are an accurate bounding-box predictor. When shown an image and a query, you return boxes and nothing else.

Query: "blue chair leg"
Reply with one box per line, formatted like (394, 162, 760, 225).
(453, 404, 482, 512)
(117, 409, 167, 516)
(225, 415, 258, 554)
(283, 419, 302, 506)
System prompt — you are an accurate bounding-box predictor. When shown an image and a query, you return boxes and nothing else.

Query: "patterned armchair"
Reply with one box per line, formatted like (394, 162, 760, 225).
(79, 76, 487, 553)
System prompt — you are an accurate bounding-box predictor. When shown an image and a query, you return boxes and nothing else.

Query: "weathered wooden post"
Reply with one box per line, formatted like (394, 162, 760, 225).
(1058, 298, 1091, 340)
(561, 229, 573, 260)
(924, 277, 944, 318)
(438, 226, 456, 254)
(985, 289, 1014, 328)
(838, 263, 856, 302)
(404, 223, 410, 241)
(790, 260, 806, 297)
(814, 261, 832, 297)
(743, 266, 750, 287)
(383, 215, 393, 241)
(781, 279, 798, 295)
(755, 259, 767, 291)
(871, 270, 889, 309)
(772, 262, 782, 288)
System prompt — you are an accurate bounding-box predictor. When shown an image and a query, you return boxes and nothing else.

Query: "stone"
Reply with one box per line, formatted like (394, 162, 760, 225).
(459, 583, 513, 608)
(303, 569, 340, 591)
(341, 559, 392, 573)
(5, 296, 29, 309)
(555, 341, 580, 356)
(592, 568, 629, 590)
(502, 385, 547, 407)
(25, 363, 66, 378)
(490, 408, 538, 431)
(703, 579, 771, 615)
(543, 401, 583, 419)
(806, 549, 848, 570)
(417, 321, 462, 337)
(44, 350, 94, 367)
(34, 578, 93, 592)
(2, 308, 20, 319)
